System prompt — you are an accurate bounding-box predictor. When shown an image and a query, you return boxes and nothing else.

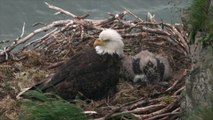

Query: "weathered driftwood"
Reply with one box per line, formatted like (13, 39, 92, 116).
(0, 2, 190, 120)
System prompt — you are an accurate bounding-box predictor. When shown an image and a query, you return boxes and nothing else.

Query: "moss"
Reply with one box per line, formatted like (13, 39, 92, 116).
(160, 96, 175, 105)
(185, 95, 213, 120)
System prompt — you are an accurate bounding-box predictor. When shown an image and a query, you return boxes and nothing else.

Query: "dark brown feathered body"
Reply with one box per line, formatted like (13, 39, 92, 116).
(31, 48, 121, 100)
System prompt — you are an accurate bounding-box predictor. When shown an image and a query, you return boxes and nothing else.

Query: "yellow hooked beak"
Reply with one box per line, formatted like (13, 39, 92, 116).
(93, 38, 105, 47)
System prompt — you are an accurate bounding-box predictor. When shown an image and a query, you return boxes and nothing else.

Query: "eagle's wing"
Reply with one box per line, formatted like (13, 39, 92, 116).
(36, 52, 87, 91)
(37, 49, 108, 90)
(27, 48, 120, 100)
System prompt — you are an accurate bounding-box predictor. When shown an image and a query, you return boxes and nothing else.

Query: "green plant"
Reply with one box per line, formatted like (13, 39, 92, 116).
(18, 90, 87, 120)
(188, 0, 212, 44)
(185, 98, 213, 120)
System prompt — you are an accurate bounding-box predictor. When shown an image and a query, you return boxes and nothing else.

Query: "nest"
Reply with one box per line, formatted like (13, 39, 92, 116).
(0, 2, 191, 120)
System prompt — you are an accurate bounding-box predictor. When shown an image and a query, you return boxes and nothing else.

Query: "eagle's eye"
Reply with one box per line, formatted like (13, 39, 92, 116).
(104, 39, 110, 42)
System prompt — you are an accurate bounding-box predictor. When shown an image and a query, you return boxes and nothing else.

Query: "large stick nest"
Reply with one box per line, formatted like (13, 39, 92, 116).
(0, 2, 191, 120)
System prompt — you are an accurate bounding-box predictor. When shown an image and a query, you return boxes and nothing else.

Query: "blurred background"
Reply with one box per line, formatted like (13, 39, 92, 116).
(0, 0, 191, 42)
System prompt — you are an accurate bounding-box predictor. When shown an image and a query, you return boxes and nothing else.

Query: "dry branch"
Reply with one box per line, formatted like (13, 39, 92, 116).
(164, 69, 188, 94)
(123, 8, 143, 22)
(147, 111, 180, 120)
(139, 97, 180, 119)
(45, 2, 77, 18)
(0, 20, 72, 57)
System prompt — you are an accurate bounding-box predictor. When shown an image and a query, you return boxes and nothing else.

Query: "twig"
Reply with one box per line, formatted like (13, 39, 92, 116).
(46, 61, 65, 69)
(93, 107, 122, 120)
(21, 22, 26, 37)
(160, 107, 180, 120)
(164, 69, 188, 93)
(127, 97, 159, 110)
(108, 103, 166, 119)
(142, 27, 170, 36)
(139, 97, 180, 119)
(0, 20, 72, 56)
(123, 8, 143, 22)
(80, 25, 84, 40)
(45, 2, 97, 22)
(164, 78, 179, 93)
(147, 111, 180, 120)
(172, 26, 189, 55)
(138, 21, 162, 26)
(173, 86, 185, 96)
(0, 47, 9, 60)
(17, 22, 26, 40)
(97, 10, 128, 26)
(22, 28, 58, 50)
(172, 107, 180, 113)
(33, 22, 46, 27)
(45, 2, 77, 18)
(15, 22, 26, 41)
(83, 111, 97, 115)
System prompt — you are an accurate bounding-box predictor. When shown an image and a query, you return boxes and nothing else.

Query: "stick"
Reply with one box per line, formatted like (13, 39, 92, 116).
(123, 8, 143, 22)
(173, 86, 185, 96)
(45, 2, 102, 22)
(45, 2, 77, 18)
(164, 69, 188, 93)
(142, 27, 170, 36)
(46, 61, 65, 69)
(17, 22, 26, 40)
(0, 20, 72, 56)
(139, 97, 180, 119)
(106, 103, 166, 119)
(22, 28, 58, 50)
(147, 112, 180, 120)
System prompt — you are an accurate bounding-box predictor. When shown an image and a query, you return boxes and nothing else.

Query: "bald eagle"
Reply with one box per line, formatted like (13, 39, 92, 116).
(121, 50, 172, 84)
(19, 29, 124, 100)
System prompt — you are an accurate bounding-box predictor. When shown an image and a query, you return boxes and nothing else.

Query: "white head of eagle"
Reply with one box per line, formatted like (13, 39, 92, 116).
(94, 29, 124, 56)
